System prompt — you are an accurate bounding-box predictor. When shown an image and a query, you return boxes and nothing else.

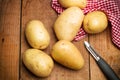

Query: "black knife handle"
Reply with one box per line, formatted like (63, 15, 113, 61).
(97, 58, 120, 80)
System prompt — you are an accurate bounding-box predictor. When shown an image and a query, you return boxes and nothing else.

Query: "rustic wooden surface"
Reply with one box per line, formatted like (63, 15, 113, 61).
(0, 0, 20, 80)
(0, 0, 120, 80)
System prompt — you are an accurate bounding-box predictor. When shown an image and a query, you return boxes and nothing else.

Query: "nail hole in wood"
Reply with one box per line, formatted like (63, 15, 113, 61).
(2, 38, 4, 43)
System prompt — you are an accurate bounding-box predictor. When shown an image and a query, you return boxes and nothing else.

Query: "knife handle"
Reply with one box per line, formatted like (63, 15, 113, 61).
(97, 58, 120, 80)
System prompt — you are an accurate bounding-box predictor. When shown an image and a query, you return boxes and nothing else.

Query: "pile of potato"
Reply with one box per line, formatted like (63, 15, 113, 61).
(22, 0, 108, 77)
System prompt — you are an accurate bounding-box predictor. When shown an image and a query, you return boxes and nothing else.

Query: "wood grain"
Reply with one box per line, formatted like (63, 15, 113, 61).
(20, 0, 89, 80)
(0, 0, 20, 80)
(89, 26, 120, 80)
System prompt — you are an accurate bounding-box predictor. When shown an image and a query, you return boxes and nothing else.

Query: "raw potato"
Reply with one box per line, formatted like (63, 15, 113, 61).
(51, 40, 84, 70)
(54, 7, 84, 41)
(22, 49, 54, 77)
(58, 0, 87, 9)
(25, 20, 50, 49)
(83, 11, 108, 34)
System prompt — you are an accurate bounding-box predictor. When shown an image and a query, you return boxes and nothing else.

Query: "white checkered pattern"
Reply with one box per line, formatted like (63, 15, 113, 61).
(52, 0, 120, 48)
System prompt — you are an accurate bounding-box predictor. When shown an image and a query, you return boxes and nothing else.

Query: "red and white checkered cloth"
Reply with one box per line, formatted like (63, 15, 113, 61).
(52, 0, 120, 48)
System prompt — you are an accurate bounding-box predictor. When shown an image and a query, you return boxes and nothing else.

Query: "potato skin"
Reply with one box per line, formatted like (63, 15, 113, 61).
(83, 11, 108, 34)
(51, 40, 84, 70)
(22, 49, 54, 77)
(25, 20, 50, 49)
(58, 0, 87, 9)
(54, 7, 84, 41)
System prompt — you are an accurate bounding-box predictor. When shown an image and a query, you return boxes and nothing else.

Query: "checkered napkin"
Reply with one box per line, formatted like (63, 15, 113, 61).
(51, 0, 120, 48)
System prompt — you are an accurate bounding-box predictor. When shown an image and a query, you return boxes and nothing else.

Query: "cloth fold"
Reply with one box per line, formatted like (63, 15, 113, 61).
(52, 0, 120, 48)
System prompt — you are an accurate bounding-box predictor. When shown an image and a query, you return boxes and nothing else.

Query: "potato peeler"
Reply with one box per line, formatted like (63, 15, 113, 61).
(84, 41, 120, 80)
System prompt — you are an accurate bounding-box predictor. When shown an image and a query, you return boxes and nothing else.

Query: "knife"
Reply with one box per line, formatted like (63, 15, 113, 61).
(84, 41, 120, 80)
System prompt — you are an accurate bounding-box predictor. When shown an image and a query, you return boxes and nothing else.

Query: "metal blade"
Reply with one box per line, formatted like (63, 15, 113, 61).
(84, 41, 100, 61)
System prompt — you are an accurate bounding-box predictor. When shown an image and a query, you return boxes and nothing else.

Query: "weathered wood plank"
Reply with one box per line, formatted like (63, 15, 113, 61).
(21, 0, 89, 80)
(0, 0, 20, 80)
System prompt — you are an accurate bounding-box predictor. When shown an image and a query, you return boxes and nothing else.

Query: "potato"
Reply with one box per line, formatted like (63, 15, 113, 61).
(83, 11, 108, 34)
(22, 49, 54, 77)
(54, 7, 84, 41)
(58, 0, 87, 9)
(51, 40, 84, 70)
(25, 20, 50, 49)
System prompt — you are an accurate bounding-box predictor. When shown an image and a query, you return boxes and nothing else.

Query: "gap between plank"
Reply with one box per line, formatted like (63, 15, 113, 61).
(19, 0, 23, 80)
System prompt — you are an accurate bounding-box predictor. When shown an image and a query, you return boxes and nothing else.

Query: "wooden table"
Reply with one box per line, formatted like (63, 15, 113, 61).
(0, 0, 120, 80)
